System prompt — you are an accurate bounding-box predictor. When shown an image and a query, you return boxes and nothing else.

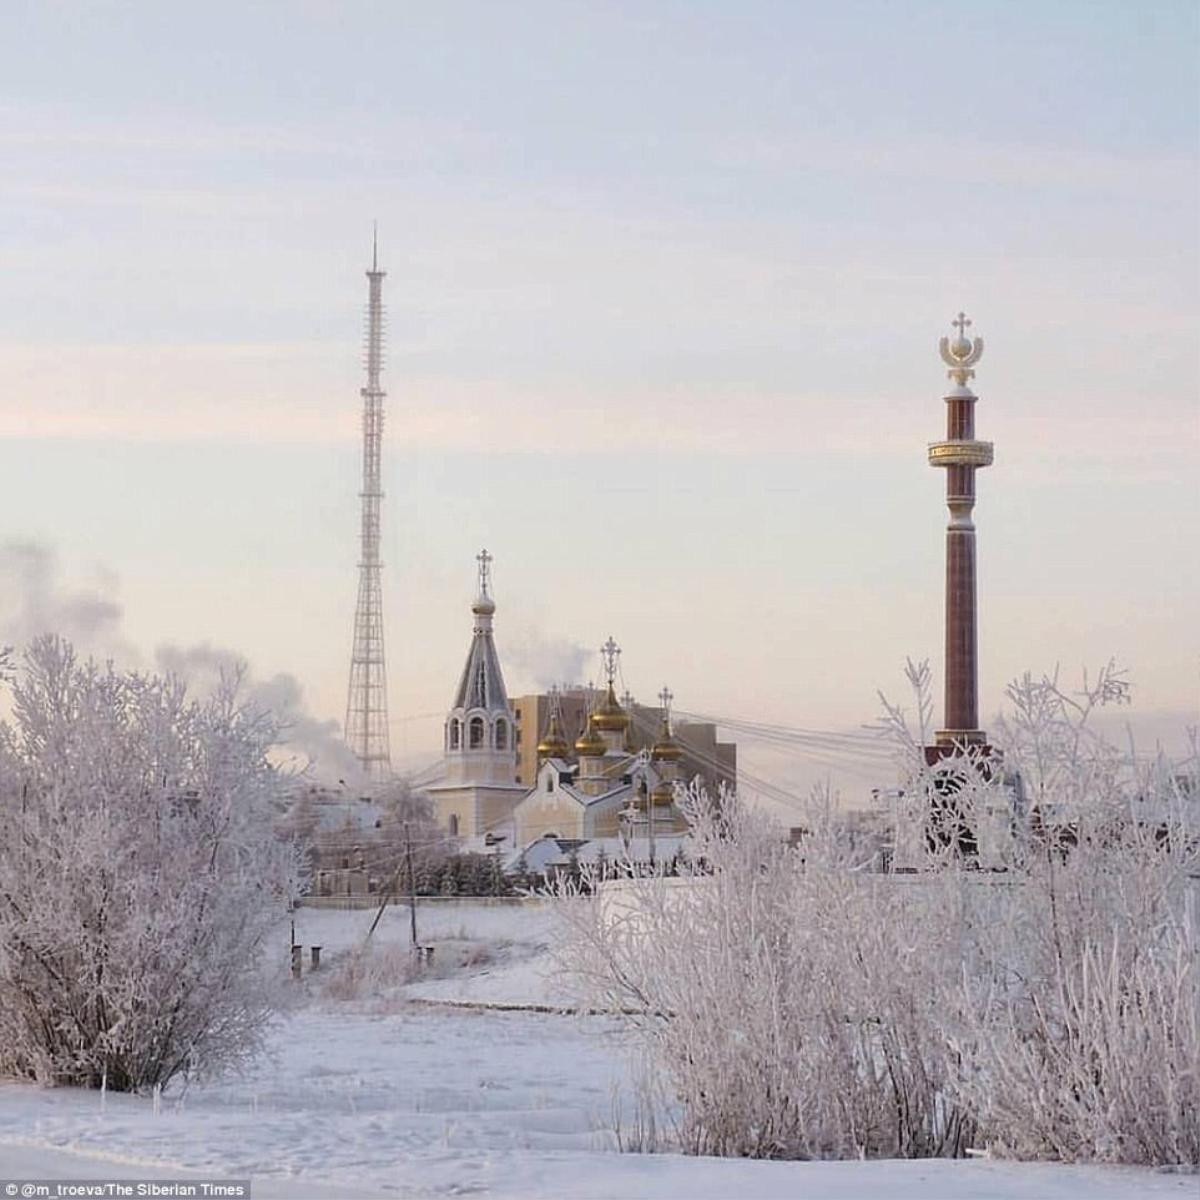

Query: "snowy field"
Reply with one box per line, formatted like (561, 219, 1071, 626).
(0, 902, 1193, 1199)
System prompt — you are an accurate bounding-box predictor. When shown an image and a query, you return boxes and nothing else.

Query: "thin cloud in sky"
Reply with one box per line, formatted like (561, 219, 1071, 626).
(0, 1, 1194, 771)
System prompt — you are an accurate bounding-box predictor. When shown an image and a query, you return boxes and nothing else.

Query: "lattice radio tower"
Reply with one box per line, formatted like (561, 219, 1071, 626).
(344, 229, 391, 780)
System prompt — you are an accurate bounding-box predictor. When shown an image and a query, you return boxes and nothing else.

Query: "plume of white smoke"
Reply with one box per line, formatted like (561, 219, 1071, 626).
(504, 625, 591, 691)
(0, 541, 138, 665)
(154, 642, 364, 785)
(0, 540, 361, 784)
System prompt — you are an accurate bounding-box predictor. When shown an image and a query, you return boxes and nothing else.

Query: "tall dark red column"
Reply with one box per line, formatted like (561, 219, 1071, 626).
(928, 313, 993, 748)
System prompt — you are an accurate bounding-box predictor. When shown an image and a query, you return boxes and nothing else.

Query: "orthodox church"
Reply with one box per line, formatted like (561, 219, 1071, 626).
(427, 552, 691, 854)
(512, 669, 690, 847)
(425, 550, 527, 838)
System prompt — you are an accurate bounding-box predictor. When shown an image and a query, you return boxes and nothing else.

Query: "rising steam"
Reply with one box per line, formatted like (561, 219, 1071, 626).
(0, 539, 361, 783)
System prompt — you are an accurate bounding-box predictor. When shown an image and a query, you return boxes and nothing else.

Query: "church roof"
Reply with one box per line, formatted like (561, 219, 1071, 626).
(451, 621, 511, 713)
(541, 762, 645, 810)
(450, 549, 513, 715)
(506, 833, 689, 873)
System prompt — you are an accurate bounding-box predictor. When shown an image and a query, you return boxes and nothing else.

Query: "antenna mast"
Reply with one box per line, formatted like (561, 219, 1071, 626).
(345, 228, 392, 780)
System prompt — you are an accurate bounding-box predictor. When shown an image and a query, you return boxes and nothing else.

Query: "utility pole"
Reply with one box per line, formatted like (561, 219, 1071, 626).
(405, 820, 418, 947)
(637, 748, 655, 872)
(647, 769, 656, 873)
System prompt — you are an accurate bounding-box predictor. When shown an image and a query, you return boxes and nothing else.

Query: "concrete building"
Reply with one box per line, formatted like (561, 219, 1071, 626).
(511, 689, 591, 782)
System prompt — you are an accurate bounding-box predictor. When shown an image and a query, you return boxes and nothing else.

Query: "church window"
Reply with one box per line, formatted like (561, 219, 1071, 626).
(495, 719, 508, 749)
(546, 774, 553, 793)
(449, 719, 460, 750)
(449, 814, 460, 836)
(469, 717, 484, 749)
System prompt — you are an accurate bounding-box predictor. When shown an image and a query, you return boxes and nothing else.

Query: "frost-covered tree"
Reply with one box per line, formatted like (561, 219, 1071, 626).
(0, 636, 301, 1091)
(374, 781, 448, 885)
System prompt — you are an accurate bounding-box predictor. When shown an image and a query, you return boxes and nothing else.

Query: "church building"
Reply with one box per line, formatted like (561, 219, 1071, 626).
(425, 550, 527, 838)
(510, 663, 691, 848)
(426, 552, 696, 854)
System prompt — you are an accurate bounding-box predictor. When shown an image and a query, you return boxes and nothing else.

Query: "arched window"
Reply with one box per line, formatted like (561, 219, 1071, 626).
(545, 774, 553, 793)
(495, 719, 508, 749)
(469, 716, 484, 749)
(448, 814, 460, 836)
(449, 719, 461, 750)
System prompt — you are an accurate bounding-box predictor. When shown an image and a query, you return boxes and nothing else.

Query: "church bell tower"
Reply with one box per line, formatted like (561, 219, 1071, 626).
(426, 550, 527, 839)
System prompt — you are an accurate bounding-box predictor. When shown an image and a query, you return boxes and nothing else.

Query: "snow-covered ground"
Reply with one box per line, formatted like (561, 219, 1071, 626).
(0, 902, 1193, 1199)
(296, 898, 573, 1007)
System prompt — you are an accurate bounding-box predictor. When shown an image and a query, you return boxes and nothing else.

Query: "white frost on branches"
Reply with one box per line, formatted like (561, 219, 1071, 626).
(554, 661, 1199, 1165)
(0, 635, 301, 1092)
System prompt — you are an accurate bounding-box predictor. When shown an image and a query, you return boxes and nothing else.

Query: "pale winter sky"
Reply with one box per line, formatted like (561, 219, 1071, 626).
(1, 2, 1197, 798)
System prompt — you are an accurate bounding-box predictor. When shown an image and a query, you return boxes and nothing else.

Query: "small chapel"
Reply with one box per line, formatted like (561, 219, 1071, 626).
(424, 550, 527, 839)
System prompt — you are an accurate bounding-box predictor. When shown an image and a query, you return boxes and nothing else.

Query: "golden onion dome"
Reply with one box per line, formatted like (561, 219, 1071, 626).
(650, 717, 683, 763)
(651, 779, 675, 807)
(574, 714, 607, 758)
(591, 682, 630, 732)
(537, 710, 570, 759)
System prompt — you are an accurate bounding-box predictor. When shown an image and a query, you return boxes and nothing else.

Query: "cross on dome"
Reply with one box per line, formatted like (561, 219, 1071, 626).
(600, 637, 621, 685)
(658, 685, 674, 717)
(476, 548, 493, 597)
(952, 311, 972, 338)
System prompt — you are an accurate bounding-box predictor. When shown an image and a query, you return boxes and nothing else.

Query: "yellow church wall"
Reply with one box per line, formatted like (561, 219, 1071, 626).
(478, 789, 525, 839)
(515, 789, 584, 844)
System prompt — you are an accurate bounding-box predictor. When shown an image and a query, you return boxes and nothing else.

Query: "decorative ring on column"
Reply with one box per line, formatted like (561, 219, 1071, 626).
(928, 440, 994, 467)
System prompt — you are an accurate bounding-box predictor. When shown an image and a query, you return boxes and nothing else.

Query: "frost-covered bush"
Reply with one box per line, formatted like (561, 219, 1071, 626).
(0, 636, 301, 1091)
(321, 942, 418, 1003)
(556, 660, 1199, 1166)
(555, 788, 973, 1159)
(941, 666, 1200, 1165)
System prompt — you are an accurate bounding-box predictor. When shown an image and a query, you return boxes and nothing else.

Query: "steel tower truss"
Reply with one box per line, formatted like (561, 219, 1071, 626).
(345, 235, 391, 779)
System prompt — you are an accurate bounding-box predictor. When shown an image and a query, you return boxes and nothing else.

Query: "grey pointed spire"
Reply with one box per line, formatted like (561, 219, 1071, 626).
(451, 550, 512, 714)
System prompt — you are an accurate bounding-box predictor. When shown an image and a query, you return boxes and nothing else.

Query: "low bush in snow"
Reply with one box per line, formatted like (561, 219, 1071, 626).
(558, 789, 973, 1159)
(0, 636, 301, 1092)
(321, 942, 419, 1001)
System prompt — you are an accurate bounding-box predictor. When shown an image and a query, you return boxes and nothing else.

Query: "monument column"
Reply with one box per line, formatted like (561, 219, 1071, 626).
(928, 313, 993, 747)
